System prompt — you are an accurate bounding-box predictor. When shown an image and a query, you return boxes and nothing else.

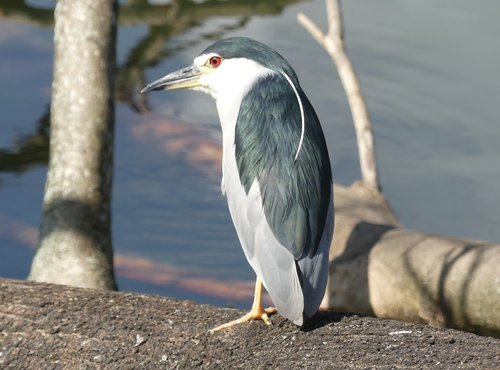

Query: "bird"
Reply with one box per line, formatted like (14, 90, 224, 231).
(141, 37, 334, 331)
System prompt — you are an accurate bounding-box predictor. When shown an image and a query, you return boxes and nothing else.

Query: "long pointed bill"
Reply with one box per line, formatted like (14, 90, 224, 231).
(141, 65, 202, 93)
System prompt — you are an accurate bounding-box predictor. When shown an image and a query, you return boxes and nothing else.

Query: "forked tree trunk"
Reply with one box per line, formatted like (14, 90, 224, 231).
(28, 0, 118, 289)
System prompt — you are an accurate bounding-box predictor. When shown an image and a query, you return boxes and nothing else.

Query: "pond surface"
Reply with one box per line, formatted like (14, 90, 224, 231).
(1, 0, 499, 308)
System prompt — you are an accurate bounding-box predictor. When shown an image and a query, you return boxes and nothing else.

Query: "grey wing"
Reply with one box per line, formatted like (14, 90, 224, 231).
(297, 198, 334, 318)
(223, 149, 304, 324)
(229, 178, 333, 323)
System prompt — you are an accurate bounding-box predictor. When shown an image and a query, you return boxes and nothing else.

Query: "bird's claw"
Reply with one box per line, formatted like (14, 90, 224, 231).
(209, 306, 277, 333)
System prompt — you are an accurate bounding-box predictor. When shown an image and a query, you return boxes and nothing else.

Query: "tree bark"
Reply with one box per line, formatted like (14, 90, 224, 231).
(327, 183, 500, 337)
(28, 0, 118, 290)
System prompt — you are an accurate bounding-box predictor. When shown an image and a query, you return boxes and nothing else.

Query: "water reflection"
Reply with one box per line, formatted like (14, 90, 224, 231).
(0, 105, 49, 175)
(0, 0, 305, 306)
(0, 0, 303, 171)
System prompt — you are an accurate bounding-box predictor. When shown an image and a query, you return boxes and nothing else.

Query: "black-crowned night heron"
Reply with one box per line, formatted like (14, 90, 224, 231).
(142, 37, 333, 331)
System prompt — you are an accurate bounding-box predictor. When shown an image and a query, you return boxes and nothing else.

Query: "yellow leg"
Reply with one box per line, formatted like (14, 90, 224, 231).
(209, 277, 277, 332)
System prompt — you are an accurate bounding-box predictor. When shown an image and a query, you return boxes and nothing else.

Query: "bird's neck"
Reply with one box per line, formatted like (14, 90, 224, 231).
(215, 95, 241, 134)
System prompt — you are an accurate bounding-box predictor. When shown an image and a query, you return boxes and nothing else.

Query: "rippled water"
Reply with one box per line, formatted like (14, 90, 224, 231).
(1, 0, 499, 308)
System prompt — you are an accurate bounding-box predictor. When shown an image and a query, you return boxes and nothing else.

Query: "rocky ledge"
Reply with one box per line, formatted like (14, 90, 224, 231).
(0, 278, 498, 369)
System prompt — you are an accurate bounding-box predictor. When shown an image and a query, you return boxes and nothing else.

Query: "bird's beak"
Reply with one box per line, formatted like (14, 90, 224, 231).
(141, 64, 202, 93)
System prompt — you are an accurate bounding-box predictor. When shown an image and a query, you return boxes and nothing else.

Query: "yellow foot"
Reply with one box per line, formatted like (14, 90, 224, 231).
(209, 307, 277, 333)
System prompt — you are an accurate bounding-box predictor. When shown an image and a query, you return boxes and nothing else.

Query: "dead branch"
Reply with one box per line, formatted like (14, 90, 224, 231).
(298, 0, 380, 192)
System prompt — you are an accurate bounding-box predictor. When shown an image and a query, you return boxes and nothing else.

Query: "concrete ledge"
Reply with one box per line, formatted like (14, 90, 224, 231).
(0, 278, 498, 369)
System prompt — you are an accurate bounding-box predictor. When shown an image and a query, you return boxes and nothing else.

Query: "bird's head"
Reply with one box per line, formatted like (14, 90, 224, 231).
(141, 37, 299, 100)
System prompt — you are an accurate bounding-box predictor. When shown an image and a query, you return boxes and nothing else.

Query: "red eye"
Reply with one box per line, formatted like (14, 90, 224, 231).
(209, 56, 222, 68)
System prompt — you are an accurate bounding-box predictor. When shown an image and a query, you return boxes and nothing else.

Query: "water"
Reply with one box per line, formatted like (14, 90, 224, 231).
(1, 0, 499, 308)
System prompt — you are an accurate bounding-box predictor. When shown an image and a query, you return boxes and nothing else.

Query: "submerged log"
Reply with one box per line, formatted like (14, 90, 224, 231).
(0, 278, 498, 369)
(327, 182, 500, 337)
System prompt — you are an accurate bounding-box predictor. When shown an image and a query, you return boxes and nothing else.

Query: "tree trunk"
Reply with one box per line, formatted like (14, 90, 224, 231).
(28, 0, 118, 290)
(324, 182, 500, 337)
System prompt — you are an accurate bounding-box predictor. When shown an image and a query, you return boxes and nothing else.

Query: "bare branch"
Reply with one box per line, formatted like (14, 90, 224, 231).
(297, 13, 325, 46)
(298, 0, 381, 192)
(326, 0, 342, 40)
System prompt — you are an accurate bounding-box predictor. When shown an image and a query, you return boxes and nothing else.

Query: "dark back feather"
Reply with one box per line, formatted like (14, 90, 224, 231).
(235, 73, 332, 259)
